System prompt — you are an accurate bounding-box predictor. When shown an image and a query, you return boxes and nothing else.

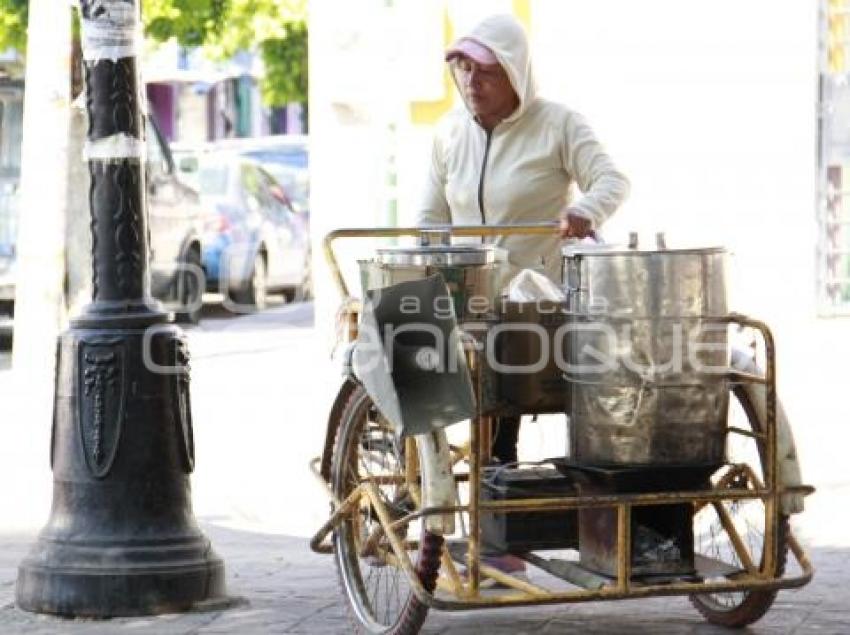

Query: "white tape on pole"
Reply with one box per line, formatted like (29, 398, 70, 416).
(83, 133, 145, 161)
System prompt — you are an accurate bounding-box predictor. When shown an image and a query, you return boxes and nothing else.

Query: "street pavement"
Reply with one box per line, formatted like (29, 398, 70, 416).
(0, 524, 848, 634)
(0, 299, 848, 633)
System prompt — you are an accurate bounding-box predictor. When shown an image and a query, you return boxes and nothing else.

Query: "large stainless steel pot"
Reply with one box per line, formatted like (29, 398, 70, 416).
(359, 237, 507, 322)
(562, 241, 729, 467)
(359, 237, 507, 415)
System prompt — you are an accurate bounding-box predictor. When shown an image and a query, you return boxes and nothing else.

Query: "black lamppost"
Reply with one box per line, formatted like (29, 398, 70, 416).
(15, 0, 226, 616)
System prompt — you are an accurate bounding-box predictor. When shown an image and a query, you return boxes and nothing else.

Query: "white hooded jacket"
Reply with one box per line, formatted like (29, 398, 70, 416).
(416, 14, 629, 282)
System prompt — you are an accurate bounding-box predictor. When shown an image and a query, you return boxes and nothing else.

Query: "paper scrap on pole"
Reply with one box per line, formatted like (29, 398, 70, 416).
(80, 0, 139, 62)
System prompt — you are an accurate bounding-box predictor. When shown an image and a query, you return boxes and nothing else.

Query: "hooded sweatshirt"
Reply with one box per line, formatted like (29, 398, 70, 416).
(416, 14, 629, 283)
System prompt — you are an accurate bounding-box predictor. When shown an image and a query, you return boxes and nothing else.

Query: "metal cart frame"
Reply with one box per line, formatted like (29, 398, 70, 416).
(310, 224, 814, 617)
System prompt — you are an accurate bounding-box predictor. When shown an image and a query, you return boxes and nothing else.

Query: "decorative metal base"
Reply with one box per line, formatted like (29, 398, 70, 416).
(16, 539, 225, 617)
(15, 321, 226, 617)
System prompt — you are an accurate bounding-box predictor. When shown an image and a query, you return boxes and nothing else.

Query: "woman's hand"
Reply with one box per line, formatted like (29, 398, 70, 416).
(558, 208, 594, 239)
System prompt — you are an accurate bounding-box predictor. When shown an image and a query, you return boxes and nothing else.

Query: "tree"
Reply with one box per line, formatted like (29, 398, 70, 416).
(0, 0, 308, 107)
(257, 21, 307, 108)
(144, 0, 231, 48)
(0, 0, 27, 53)
(197, 0, 308, 107)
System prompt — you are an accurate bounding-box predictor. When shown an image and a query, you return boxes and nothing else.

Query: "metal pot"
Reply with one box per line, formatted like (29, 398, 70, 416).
(562, 241, 729, 467)
(359, 241, 507, 321)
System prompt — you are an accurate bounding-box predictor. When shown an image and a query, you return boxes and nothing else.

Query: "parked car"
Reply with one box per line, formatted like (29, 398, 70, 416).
(174, 135, 309, 213)
(239, 135, 308, 170)
(0, 97, 206, 329)
(0, 79, 23, 334)
(196, 154, 311, 310)
(238, 136, 309, 218)
(0, 240, 13, 336)
(144, 114, 208, 323)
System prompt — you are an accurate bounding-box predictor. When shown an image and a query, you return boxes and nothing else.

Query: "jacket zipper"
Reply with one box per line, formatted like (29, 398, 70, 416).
(478, 129, 493, 228)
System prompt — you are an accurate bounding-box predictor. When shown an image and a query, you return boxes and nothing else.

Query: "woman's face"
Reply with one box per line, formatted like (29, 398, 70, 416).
(453, 56, 519, 127)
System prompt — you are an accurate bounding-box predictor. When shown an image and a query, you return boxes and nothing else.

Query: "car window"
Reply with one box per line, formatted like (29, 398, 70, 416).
(241, 164, 268, 214)
(258, 168, 296, 214)
(0, 98, 23, 178)
(242, 146, 307, 169)
(145, 122, 169, 177)
(0, 95, 23, 249)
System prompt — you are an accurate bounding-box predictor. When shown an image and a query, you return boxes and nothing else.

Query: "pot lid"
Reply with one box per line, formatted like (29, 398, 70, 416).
(374, 244, 505, 267)
(562, 244, 726, 258)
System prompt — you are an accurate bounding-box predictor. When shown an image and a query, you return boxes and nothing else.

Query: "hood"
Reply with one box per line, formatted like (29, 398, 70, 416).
(449, 14, 537, 123)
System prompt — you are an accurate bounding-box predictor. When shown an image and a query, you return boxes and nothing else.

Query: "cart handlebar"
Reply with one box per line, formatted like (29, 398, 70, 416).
(322, 222, 560, 299)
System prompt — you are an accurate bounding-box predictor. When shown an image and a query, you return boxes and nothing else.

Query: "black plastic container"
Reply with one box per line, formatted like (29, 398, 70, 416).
(480, 465, 579, 554)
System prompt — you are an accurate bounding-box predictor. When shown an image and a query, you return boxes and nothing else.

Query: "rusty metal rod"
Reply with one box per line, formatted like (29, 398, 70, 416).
(739, 316, 779, 577)
(309, 466, 814, 610)
(787, 531, 812, 575)
(417, 567, 813, 611)
(713, 314, 780, 577)
(478, 563, 549, 596)
(309, 483, 366, 554)
(727, 370, 768, 386)
(383, 488, 773, 537)
(711, 501, 758, 574)
(616, 503, 631, 591)
(416, 535, 815, 612)
(381, 480, 813, 540)
(439, 548, 465, 596)
(427, 519, 817, 610)
(316, 485, 815, 612)
(727, 425, 766, 440)
(406, 436, 421, 506)
(384, 483, 814, 536)
(467, 349, 483, 595)
(361, 482, 435, 607)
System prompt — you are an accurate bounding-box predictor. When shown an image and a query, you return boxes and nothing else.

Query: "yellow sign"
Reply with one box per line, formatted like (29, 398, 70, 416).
(829, 0, 849, 74)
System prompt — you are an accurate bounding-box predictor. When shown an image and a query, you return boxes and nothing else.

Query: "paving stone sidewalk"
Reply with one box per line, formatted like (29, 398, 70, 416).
(0, 523, 847, 634)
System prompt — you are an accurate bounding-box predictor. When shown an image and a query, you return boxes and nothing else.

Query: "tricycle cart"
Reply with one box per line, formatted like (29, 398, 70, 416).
(310, 223, 814, 634)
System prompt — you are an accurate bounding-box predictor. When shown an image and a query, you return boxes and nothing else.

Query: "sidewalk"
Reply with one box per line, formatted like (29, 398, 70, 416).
(0, 522, 847, 634)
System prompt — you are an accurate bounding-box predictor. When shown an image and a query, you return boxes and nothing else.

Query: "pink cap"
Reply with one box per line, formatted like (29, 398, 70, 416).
(445, 38, 498, 65)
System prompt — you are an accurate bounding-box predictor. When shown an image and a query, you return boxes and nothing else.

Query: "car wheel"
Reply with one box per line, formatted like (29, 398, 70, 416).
(234, 252, 268, 311)
(284, 251, 312, 303)
(175, 248, 204, 325)
(299, 250, 313, 301)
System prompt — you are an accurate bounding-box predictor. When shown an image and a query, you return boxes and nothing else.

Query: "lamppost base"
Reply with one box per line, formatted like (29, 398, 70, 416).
(15, 323, 227, 617)
(16, 539, 225, 617)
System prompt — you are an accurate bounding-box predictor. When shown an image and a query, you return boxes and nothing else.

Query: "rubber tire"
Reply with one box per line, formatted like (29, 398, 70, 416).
(234, 252, 267, 311)
(330, 385, 442, 635)
(299, 250, 313, 301)
(175, 248, 204, 324)
(283, 251, 312, 303)
(689, 386, 790, 628)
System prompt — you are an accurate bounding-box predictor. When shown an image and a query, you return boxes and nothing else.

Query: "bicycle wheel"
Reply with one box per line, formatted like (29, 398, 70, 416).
(331, 384, 443, 635)
(690, 385, 789, 628)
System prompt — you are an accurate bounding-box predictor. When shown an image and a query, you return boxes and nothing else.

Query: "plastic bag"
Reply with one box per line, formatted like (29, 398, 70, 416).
(503, 268, 566, 302)
(633, 525, 681, 565)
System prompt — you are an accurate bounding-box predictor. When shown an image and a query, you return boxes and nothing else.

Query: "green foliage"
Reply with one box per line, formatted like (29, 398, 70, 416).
(258, 22, 306, 107)
(0, 0, 308, 106)
(144, 0, 230, 49)
(196, 0, 308, 106)
(0, 0, 27, 53)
